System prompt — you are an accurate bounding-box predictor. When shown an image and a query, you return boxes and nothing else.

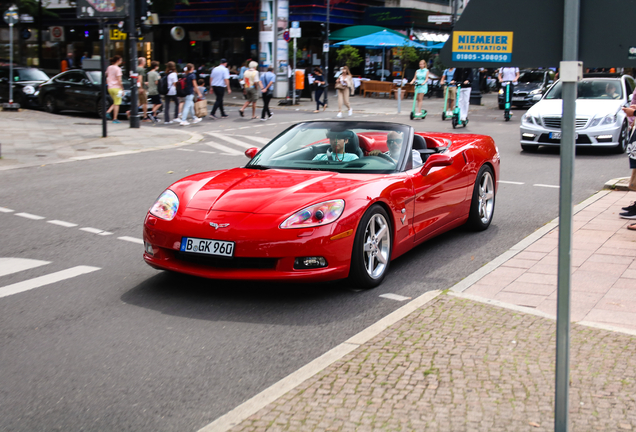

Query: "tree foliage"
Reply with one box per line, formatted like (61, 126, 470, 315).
(335, 45, 363, 69)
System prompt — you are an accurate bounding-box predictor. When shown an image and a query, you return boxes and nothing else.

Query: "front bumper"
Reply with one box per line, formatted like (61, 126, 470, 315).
(498, 93, 542, 108)
(142, 209, 358, 282)
(520, 121, 623, 147)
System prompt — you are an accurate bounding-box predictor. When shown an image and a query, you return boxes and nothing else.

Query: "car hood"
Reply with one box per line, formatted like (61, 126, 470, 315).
(184, 168, 380, 215)
(514, 82, 541, 93)
(528, 99, 624, 117)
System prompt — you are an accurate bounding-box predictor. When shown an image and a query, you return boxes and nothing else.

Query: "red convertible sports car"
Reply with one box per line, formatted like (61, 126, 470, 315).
(143, 121, 500, 288)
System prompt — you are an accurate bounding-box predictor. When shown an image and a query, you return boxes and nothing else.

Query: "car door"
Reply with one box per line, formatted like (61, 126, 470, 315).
(71, 71, 99, 112)
(0, 68, 9, 102)
(409, 141, 470, 241)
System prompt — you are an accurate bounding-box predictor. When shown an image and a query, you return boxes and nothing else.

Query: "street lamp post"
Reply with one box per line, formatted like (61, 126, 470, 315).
(324, 0, 330, 107)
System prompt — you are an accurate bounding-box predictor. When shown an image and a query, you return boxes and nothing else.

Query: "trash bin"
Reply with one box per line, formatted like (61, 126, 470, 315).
(294, 69, 305, 90)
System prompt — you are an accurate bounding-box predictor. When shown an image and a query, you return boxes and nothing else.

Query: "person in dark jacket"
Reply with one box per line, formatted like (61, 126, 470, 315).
(455, 68, 474, 121)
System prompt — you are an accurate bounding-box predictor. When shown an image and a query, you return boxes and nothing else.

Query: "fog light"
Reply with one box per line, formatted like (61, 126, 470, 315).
(522, 133, 536, 140)
(294, 256, 328, 269)
(596, 135, 613, 142)
(144, 241, 154, 256)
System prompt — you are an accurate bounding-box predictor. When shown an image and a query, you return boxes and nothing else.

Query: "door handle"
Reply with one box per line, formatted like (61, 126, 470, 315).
(64, 85, 71, 88)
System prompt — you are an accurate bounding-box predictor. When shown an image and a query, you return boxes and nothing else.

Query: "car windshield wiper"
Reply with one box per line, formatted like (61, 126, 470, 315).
(247, 164, 270, 170)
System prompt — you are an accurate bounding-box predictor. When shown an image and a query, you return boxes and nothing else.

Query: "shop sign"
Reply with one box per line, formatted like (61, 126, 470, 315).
(49, 26, 64, 41)
(451, 31, 513, 63)
(110, 28, 127, 40)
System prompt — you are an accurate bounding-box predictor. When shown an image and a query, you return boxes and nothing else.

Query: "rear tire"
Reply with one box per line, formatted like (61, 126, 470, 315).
(614, 120, 628, 154)
(410, 112, 414, 120)
(466, 165, 496, 231)
(349, 205, 392, 289)
(44, 95, 58, 114)
(441, 112, 446, 120)
(452, 116, 458, 129)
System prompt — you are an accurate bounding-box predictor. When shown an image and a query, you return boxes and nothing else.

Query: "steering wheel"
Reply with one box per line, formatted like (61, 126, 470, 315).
(373, 152, 395, 163)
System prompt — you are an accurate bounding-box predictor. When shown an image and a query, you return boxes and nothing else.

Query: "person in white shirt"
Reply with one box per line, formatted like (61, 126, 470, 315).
(209, 58, 232, 118)
(369, 131, 422, 167)
(164, 61, 179, 124)
(498, 66, 520, 107)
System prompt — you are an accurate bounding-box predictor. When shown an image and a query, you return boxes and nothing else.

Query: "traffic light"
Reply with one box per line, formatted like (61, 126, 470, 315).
(320, 23, 326, 41)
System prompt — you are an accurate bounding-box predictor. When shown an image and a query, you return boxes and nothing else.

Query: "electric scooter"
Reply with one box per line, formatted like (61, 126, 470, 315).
(451, 83, 469, 129)
(409, 83, 427, 120)
(441, 84, 453, 120)
(503, 82, 512, 121)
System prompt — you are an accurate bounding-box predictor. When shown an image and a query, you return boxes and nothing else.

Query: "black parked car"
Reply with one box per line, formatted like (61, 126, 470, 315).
(0, 66, 50, 108)
(498, 69, 556, 109)
(37, 69, 132, 118)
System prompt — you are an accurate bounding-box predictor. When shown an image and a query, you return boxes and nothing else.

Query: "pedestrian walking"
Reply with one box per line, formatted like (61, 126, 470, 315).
(163, 61, 179, 124)
(620, 106, 636, 230)
(137, 57, 149, 121)
(454, 67, 474, 123)
(409, 60, 429, 116)
(209, 58, 231, 119)
(105, 55, 123, 124)
(313, 67, 327, 112)
(335, 66, 354, 118)
(238, 61, 261, 119)
(439, 67, 457, 117)
(260, 66, 276, 121)
(180, 63, 202, 126)
(146, 60, 162, 122)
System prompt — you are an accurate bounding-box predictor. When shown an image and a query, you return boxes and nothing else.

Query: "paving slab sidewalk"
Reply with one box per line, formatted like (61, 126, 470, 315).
(0, 110, 203, 170)
(202, 189, 636, 432)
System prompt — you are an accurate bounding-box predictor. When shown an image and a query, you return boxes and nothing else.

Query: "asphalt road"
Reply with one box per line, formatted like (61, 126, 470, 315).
(0, 104, 628, 431)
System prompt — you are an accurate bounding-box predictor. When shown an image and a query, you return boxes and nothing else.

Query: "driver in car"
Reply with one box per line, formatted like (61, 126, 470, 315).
(604, 82, 620, 99)
(313, 132, 359, 162)
(369, 131, 423, 167)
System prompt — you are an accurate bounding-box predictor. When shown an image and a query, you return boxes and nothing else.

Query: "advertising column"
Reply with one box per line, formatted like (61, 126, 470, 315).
(274, 0, 288, 98)
(259, 0, 273, 68)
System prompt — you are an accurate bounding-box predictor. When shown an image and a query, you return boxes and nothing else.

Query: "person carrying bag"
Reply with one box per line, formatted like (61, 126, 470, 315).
(335, 66, 354, 118)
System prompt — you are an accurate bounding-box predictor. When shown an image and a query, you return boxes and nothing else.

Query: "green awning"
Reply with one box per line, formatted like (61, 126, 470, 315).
(329, 25, 406, 42)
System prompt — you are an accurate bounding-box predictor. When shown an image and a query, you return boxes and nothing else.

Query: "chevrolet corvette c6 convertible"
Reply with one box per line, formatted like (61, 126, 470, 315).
(143, 121, 500, 288)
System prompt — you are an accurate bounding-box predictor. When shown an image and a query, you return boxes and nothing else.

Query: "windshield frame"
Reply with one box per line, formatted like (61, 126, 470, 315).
(245, 121, 414, 174)
(544, 78, 624, 100)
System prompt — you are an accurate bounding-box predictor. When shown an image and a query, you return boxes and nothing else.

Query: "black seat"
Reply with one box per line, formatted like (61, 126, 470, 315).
(342, 131, 364, 159)
(412, 134, 436, 164)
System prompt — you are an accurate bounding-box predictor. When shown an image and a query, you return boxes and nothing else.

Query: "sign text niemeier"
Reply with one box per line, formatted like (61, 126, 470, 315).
(452, 31, 513, 63)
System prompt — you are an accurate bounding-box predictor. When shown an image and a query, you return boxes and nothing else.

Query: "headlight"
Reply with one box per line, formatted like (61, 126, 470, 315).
(498, 89, 504, 95)
(529, 89, 542, 95)
(589, 114, 617, 127)
(280, 199, 345, 229)
(22, 85, 35, 95)
(149, 190, 179, 221)
(522, 114, 540, 126)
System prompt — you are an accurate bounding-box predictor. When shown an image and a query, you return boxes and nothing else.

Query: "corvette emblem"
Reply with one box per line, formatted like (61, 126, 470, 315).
(209, 222, 230, 229)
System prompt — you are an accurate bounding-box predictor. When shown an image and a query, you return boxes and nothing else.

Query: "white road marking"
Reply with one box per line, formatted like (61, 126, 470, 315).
(80, 227, 113, 236)
(200, 151, 217, 154)
(212, 134, 261, 149)
(15, 212, 45, 220)
(534, 184, 560, 189)
(0, 266, 101, 299)
(0, 258, 50, 278)
(203, 142, 244, 155)
(177, 148, 195, 152)
(0, 207, 14, 213)
(234, 134, 271, 145)
(498, 180, 525, 185)
(118, 236, 144, 245)
(47, 220, 78, 228)
(379, 293, 411, 302)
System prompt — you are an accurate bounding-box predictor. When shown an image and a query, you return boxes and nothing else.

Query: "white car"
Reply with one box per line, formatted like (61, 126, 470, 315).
(520, 75, 635, 153)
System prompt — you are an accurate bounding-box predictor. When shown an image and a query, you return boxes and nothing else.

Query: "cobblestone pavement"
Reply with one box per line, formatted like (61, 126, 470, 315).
(229, 294, 636, 432)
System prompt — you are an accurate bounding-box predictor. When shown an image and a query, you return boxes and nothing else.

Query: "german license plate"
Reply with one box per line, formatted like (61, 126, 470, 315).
(511, 96, 525, 101)
(180, 237, 234, 257)
(549, 132, 578, 140)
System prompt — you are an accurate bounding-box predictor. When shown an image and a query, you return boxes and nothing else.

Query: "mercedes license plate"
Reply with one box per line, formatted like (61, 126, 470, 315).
(549, 132, 578, 140)
(180, 237, 234, 257)
(511, 96, 525, 101)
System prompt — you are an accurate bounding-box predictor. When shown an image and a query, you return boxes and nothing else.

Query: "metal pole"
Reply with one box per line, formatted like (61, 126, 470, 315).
(9, 21, 14, 103)
(38, 0, 42, 69)
(128, 0, 139, 128)
(381, 47, 385, 81)
(100, 19, 107, 138)
(324, 0, 329, 107)
(272, 0, 277, 94)
(555, 0, 580, 430)
(292, 37, 296, 105)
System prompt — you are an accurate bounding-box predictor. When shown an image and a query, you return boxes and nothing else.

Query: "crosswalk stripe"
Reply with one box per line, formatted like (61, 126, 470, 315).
(203, 142, 244, 155)
(234, 135, 271, 145)
(0, 258, 50, 278)
(47, 220, 78, 228)
(0, 207, 14, 213)
(0, 266, 101, 299)
(80, 227, 113, 236)
(208, 133, 262, 149)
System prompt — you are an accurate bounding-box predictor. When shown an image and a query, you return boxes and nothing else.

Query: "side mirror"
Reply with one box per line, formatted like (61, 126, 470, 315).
(245, 147, 258, 159)
(420, 153, 453, 175)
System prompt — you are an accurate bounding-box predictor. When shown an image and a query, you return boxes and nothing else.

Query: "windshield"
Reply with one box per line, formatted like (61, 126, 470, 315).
(86, 71, 102, 85)
(15, 69, 49, 82)
(247, 122, 413, 173)
(545, 79, 623, 100)
(518, 71, 544, 84)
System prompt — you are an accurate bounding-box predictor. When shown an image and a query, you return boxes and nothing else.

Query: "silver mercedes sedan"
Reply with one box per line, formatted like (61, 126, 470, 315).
(520, 75, 635, 153)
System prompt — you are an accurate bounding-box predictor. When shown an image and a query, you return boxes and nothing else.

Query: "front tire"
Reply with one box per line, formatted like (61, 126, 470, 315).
(452, 116, 458, 129)
(614, 120, 628, 154)
(442, 112, 446, 120)
(349, 205, 392, 289)
(466, 165, 496, 231)
(44, 95, 58, 113)
(410, 112, 414, 120)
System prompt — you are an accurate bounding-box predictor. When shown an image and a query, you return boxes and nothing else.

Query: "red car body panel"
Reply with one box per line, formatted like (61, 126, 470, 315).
(143, 127, 499, 283)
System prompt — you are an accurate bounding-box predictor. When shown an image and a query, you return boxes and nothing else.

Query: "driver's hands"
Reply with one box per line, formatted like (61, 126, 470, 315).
(368, 150, 382, 156)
